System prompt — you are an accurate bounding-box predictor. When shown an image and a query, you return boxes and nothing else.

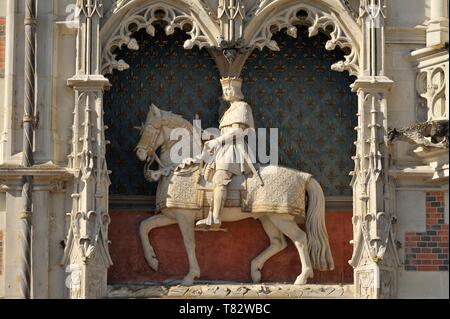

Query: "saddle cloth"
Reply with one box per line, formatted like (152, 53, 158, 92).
(197, 174, 248, 209)
(155, 165, 311, 218)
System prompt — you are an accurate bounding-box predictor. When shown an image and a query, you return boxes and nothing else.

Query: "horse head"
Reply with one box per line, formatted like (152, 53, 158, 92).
(135, 104, 194, 163)
(135, 104, 166, 162)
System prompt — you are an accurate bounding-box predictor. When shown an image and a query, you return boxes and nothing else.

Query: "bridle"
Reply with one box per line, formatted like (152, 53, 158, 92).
(136, 122, 176, 182)
(136, 124, 160, 159)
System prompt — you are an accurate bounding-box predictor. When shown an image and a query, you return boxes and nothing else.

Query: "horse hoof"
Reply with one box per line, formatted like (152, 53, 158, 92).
(251, 269, 262, 283)
(294, 269, 314, 285)
(181, 277, 195, 286)
(146, 255, 159, 271)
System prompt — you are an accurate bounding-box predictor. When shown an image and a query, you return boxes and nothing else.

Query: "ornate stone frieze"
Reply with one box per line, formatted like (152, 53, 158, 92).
(108, 283, 354, 299)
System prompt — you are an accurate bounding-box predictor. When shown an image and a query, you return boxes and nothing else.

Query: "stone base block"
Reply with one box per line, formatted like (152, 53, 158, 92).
(107, 283, 354, 299)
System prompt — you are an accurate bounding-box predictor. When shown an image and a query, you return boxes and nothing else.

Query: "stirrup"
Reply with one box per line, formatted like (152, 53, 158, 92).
(195, 216, 222, 227)
(195, 215, 225, 231)
(196, 217, 210, 227)
(210, 218, 222, 228)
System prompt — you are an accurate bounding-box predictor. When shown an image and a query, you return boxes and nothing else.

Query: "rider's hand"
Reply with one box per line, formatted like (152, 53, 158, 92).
(205, 138, 220, 149)
(181, 157, 194, 165)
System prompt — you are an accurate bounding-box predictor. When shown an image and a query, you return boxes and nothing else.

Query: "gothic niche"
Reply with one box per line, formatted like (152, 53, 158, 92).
(104, 23, 222, 198)
(104, 15, 355, 287)
(241, 26, 357, 197)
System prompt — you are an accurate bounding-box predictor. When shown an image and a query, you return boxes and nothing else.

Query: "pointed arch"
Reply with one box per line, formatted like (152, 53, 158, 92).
(100, 0, 220, 74)
(243, 0, 362, 76)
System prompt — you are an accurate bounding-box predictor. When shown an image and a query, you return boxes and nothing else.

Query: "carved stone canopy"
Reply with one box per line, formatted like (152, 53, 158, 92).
(101, 0, 361, 76)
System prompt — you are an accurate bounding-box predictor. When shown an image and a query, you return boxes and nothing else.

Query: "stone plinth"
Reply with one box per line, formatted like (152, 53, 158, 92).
(107, 283, 354, 299)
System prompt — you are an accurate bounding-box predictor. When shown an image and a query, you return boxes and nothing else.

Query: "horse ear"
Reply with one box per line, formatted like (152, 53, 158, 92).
(134, 123, 144, 132)
(150, 104, 161, 118)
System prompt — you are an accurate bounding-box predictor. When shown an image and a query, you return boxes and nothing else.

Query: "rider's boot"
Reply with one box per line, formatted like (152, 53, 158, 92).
(196, 185, 226, 228)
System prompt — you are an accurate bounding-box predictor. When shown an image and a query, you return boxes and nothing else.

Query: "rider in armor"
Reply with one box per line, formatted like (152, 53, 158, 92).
(196, 77, 256, 227)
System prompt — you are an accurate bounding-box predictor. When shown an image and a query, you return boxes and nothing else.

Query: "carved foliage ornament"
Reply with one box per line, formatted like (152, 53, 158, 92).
(62, 207, 112, 266)
(102, 4, 215, 74)
(247, 4, 359, 76)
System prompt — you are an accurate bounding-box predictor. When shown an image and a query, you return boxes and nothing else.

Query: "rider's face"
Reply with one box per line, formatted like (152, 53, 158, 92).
(223, 85, 233, 101)
(223, 85, 241, 102)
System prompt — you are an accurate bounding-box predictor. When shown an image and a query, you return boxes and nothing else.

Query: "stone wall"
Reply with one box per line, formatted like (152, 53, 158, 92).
(0, 230, 3, 275)
(0, 16, 5, 78)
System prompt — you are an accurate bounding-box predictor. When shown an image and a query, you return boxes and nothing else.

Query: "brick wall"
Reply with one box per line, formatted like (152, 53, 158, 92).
(0, 17, 5, 78)
(404, 192, 449, 271)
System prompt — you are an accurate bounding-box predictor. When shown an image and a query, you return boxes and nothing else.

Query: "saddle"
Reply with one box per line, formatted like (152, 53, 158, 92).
(195, 174, 251, 211)
(173, 159, 251, 210)
(156, 164, 310, 218)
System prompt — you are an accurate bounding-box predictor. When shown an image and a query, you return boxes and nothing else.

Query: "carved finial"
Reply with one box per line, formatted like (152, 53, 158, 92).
(76, 0, 103, 18)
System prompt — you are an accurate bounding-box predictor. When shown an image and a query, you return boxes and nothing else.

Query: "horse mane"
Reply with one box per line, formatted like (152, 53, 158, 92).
(157, 109, 193, 133)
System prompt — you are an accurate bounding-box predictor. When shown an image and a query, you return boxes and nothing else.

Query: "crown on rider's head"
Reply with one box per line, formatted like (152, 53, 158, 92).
(220, 77, 243, 86)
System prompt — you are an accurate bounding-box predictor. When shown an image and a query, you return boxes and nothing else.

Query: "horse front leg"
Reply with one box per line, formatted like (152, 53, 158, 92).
(174, 211, 200, 286)
(269, 215, 314, 285)
(139, 213, 177, 271)
(251, 215, 288, 283)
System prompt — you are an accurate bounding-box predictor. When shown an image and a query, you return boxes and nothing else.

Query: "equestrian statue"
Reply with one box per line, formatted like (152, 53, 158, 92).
(135, 77, 334, 286)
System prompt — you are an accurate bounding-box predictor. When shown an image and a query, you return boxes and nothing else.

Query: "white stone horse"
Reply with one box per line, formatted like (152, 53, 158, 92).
(135, 105, 334, 286)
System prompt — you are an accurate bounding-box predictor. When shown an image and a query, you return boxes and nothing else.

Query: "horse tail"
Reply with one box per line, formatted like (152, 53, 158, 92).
(305, 177, 335, 271)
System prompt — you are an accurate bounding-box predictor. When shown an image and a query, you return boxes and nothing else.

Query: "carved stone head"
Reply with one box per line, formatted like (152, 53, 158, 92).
(220, 77, 244, 102)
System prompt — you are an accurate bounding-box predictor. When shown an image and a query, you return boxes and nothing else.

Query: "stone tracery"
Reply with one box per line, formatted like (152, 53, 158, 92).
(102, 0, 361, 77)
(102, 3, 219, 74)
(245, 4, 360, 76)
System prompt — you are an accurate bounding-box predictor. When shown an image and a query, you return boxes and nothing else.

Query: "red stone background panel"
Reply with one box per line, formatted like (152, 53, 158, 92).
(108, 211, 353, 284)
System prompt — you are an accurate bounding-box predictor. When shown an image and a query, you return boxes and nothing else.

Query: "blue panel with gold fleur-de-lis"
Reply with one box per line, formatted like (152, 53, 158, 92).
(104, 26, 222, 196)
(105, 25, 356, 198)
(241, 27, 357, 196)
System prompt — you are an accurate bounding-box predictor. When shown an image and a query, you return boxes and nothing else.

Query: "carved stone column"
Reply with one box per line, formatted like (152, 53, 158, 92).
(61, 0, 112, 299)
(349, 0, 400, 299)
(427, 0, 449, 48)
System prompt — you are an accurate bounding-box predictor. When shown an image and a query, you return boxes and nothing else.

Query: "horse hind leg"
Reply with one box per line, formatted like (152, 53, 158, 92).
(139, 214, 177, 271)
(174, 211, 200, 286)
(251, 215, 288, 283)
(269, 215, 314, 285)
